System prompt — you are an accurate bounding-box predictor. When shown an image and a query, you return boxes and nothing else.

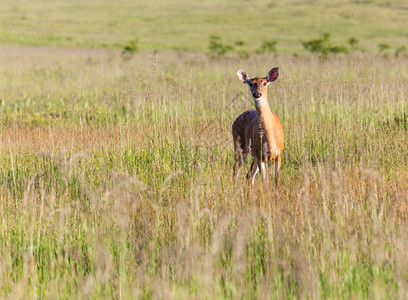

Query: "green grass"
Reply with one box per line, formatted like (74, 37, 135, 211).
(0, 3, 407, 298)
(0, 46, 407, 298)
(1, 0, 408, 53)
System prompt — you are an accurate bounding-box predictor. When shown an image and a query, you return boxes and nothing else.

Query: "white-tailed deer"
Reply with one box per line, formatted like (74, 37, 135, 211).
(232, 67, 284, 187)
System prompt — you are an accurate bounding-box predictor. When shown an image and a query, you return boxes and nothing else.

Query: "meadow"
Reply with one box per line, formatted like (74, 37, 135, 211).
(1, 0, 408, 52)
(0, 46, 407, 298)
(0, 0, 408, 299)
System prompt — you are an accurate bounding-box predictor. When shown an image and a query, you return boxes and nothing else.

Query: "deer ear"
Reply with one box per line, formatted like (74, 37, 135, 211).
(236, 69, 250, 83)
(266, 67, 279, 82)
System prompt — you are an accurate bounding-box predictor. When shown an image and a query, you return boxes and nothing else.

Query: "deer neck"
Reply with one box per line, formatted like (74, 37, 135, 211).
(254, 96, 277, 156)
(254, 96, 272, 129)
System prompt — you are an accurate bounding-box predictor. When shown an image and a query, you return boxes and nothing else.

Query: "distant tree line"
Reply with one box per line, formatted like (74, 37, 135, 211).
(206, 33, 408, 59)
(118, 34, 408, 59)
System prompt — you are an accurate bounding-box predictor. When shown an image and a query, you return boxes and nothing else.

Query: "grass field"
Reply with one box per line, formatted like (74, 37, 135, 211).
(0, 46, 407, 298)
(1, 0, 408, 298)
(1, 0, 408, 53)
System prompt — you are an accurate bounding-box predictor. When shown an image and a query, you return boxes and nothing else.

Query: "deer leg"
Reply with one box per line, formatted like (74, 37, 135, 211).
(246, 160, 254, 180)
(274, 155, 281, 189)
(259, 161, 267, 181)
(247, 158, 259, 185)
(259, 160, 271, 190)
(233, 139, 246, 180)
(233, 159, 243, 180)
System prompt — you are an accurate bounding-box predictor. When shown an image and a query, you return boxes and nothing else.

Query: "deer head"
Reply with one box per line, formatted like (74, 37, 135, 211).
(236, 67, 279, 101)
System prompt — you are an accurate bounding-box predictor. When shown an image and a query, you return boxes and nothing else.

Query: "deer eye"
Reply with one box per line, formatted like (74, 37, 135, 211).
(263, 82, 267, 86)
(249, 82, 253, 87)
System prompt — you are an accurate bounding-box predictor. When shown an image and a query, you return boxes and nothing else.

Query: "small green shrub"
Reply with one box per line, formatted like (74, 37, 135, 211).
(327, 45, 349, 54)
(347, 37, 365, 52)
(208, 35, 234, 57)
(302, 33, 349, 57)
(348, 37, 359, 49)
(256, 39, 278, 54)
(234, 40, 245, 47)
(378, 43, 391, 56)
(234, 40, 249, 59)
(395, 45, 407, 57)
(122, 38, 139, 57)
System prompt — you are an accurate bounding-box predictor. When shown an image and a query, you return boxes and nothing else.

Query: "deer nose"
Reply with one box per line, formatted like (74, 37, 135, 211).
(253, 91, 261, 99)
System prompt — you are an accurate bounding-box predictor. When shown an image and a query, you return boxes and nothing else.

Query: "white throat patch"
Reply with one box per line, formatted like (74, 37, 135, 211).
(253, 97, 267, 107)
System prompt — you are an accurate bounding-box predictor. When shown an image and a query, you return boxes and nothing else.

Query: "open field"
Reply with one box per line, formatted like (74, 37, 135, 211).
(1, 0, 408, 53)
(1, 1, 408, 298)
(0, 45, 407, 298)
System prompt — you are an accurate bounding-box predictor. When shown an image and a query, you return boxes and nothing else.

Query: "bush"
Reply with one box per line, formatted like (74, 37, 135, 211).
(395, 45, 407, 57)
(122, 39, 139, 53)
(302, 33, 349, 57)
(256, 40, 278, 54)
(348, 37, 359, 49)
(234, 40, 249, 59)
(347, 37, 365, 52)
(122, 38, 139, 57)
(208, 35, 234, 57)
(234, 40, 245, 47)
(378, 43, 391, 56)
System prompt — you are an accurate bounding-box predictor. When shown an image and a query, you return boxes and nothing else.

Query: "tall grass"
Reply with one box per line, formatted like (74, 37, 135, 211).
(0, 46, 407, 298)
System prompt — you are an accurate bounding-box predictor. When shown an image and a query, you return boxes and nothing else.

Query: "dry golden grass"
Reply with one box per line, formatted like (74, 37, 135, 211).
(0, 46, 407, 298)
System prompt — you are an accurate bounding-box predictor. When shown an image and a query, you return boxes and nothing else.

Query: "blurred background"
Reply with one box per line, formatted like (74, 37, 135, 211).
(1, 0, 407, 56)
